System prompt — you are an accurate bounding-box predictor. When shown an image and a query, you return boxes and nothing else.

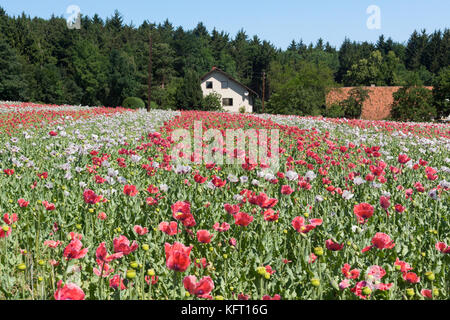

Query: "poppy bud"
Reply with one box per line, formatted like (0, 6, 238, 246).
(425, 272, 435, 281)
(406, 288, 415, 297)
(17, 263, 26, 271)
(2, 225, 9, 232)
(264, 272, 271, 280)
(311, 278, 320, 287)
(362, 287, 372, 295)
(304, 213, 309, 218)
(223, 254, 228, 259)
(215, 295, 224, 300)
(126, 270, 136, 279)
(142, 244, 149, 251)
(38, 260, 45, 266)
(130, 262, 139, 269)
(185, 292, 190, 297)
(256, 267, 266, 275)
(147, 269, 155, 277)
(38, 276, 43, 282)
(76, 224, 82, 230)
(433, 288, 439, 297)
(313, 247, 324, 256)
(395, 265, 402, 271)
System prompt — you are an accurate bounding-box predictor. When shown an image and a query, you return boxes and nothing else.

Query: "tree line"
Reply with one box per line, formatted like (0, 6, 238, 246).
(0, 8, 449, 118)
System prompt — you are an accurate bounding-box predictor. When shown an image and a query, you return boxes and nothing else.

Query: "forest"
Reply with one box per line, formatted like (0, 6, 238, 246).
(0, 8, 449, 116)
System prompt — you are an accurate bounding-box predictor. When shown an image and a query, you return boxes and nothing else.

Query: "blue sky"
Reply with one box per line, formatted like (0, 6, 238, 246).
(1, 0, 449, 49)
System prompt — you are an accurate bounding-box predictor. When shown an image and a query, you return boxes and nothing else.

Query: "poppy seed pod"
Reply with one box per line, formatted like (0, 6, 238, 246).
(126, 270, 136, 279)
(311, 278, 320, 287)
(314, 247, 324, 256)
(425, 272, 435, 281)
(406, 288, 415, 297)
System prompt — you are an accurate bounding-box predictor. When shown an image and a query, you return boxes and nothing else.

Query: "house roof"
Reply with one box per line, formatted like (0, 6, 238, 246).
(326, 86, 433, 120)
(200, 67, 259, 97)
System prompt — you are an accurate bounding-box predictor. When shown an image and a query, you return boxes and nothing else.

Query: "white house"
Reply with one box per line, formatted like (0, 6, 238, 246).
(200, 67, 257, 113)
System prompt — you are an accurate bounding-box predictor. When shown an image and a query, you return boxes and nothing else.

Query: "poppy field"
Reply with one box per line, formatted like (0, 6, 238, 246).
(0, 101, 449, 300)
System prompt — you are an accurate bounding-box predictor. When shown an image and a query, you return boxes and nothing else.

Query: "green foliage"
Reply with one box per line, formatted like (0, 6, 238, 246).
(175, 70, 203, 110)
(324, 104, 345, 118)
(391, 86, 435, 122)
(122, 97, 145, 109)
(432, 66, 450, 118)
(239, 106, 246, 113)
(202, 92, 223, 111)
(0, 37, 28, 100)
(0, 8, 448, 113)
(341, 87, 369, 118)
(267, 61, 336, 115)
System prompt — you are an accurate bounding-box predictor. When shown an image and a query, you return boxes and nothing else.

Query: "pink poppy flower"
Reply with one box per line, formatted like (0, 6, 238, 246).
(54, 280, 85, 300)
(113, 235, 138, 255)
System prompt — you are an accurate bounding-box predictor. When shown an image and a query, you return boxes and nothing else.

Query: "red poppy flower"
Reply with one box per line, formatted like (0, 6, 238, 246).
(18, 198, 29, 207)
(159, 221, 180, 236)
(146, 197, 158, 206)
(96, 242, 123, 263)
(213, 222, 230, 232)
(3, 213, 18, 225)
(291, 216, 319, 233)
(42, 201, 55, 211)
(379, 196, 390, 210)
(63, 237, 88, 260)
(171, 201, 191, 220)
(262, 294, 281, 300)
(341, 264, 360, 279)
(145, 275, 158, 285)
(308, 253, 317, 264)
(394, 204, 405, 213)
(113, 235, 138, 255)
(109, 274, 126, 290)
(421, 289, 433, 299)
(362, 232, 395, 252)
(398, 154, 411, 164)
(164, 242, 193, 272)
(403, 272, 420, 283)
(83, 189, 102, 204)
(263, 209, 279, 221)
(196, 230, 213, 243)
(281, 185, 293, 195)
(353, 203, 374, 224)
(54, 280, 85, 300)
(233, 212, 253, 227)
(183, 275, 214, 299)
(134, 225, 149, 235)
(123, 185, 138, 196)
(394, 258, 413, 273)
(435, 242, 450, 254)
(224, 203, 240, 214)
(326, 239, 344, 251)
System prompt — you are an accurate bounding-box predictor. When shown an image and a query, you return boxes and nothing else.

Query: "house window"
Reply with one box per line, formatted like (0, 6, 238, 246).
(221, 81, 228, 89)
(222, 98, 233, 106)
(206, 81, 213, 89)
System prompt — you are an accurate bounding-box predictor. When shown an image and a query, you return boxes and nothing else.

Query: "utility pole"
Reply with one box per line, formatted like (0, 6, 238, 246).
(147, 31, 153, 112)
(262, 71, 266, 113)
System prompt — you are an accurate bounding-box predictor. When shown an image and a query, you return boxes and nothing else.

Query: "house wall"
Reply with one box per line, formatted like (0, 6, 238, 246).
(201, 72, 253, 113)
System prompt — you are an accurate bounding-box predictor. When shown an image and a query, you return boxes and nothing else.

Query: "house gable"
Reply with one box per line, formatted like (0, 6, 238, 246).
(200, 68, 256, 113)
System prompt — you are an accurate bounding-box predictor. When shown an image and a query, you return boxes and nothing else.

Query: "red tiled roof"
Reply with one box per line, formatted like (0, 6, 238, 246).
(326, 86, 433, 120)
